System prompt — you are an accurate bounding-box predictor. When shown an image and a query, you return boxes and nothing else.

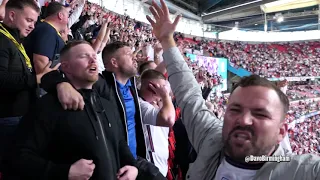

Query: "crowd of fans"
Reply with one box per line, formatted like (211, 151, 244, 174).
(181, 40, 320, 78)
(287, 84, 320, 100)
(289, 115, 320, 155)
(211, 41, 320, 78)
(0, 0, 320, 179)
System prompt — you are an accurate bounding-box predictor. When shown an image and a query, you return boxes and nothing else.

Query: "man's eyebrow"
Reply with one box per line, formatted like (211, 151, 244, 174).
(251, 108, 271, 115)
(228, 103, 241, 108)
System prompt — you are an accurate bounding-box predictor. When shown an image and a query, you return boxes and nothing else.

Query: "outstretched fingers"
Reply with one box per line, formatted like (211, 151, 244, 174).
(173, 14, 181, 28)
(160, 0, 170, 17)
(152, 0, 164, 18)
(146, 15, 156, 26)
(149, 6, 160, 22)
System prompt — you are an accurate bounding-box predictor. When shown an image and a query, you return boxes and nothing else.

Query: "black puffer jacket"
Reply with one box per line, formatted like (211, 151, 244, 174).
(0, 23, 37, 118)
(3, 89, 136, 180)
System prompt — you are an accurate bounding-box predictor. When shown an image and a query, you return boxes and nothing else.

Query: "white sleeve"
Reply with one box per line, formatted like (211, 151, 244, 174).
(68, 0, 85, 28)
(147, 45, 155, 61)
(139, 99, 159, 126)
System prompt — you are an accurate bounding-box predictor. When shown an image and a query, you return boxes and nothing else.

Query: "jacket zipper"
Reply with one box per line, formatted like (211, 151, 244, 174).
(97, 115, 108, 146)
(95, 109, 115, 178)
(112, 74, 130, 144)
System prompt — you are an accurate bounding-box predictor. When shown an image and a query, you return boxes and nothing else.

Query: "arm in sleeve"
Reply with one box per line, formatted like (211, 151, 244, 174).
(32, 29, 57, 73)
(163, 47, 223, 154)
(32, 29, 57, 57)
(0, 40, 37, 93)
(68, 0, 85, 28)
(40, 70, 68, 94)
(139, 99, 159, 126)
(157, 95, 175, 127)
(11, 103, 71, 180)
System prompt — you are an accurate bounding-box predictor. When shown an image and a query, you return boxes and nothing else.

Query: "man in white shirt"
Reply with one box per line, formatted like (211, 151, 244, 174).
(138, 69, 175, 176)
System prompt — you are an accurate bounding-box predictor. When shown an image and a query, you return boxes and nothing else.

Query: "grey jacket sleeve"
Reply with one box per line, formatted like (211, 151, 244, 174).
(163, 47, 223, 154)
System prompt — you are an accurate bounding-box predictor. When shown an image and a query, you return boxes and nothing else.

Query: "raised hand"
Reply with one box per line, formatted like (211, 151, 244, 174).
(146, 0, 181, 42)
(149, 82, 170, 99)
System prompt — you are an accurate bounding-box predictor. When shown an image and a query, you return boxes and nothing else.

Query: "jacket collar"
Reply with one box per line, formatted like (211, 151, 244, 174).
(253, 144, 289, 178)
(0, 23, 22, 43)
(102, 71, 136, 87)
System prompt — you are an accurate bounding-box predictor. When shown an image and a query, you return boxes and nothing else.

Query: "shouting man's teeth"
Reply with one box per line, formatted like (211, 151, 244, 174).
(235, 133, 249, 140)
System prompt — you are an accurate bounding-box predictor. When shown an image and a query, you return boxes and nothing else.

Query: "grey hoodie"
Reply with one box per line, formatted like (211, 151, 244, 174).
(163, 47, 320, 180)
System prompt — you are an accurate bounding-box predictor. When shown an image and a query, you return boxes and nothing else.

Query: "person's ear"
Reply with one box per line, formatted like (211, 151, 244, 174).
(8, 10, 16, 23)
(61, 62, 70, 74)
(110, 58, 118, 68)
(58, 12, 64, 20)
(277, 122, 288, 144)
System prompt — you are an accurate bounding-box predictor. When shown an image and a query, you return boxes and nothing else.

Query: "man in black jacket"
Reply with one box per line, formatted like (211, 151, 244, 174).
(3, 41, 138, 180)
(41, 42, 166, 179)
(0, 0, 60, 167)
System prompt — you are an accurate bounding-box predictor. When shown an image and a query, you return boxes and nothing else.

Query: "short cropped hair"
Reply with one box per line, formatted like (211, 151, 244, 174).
(45, 2, 65, 18)
(139, 61, 156, 75)
(140, 69, 166, 82)
(6, 0, 40, 13)
(60, 40, 90, 59)
(231, 75, 289, 117)
(102, 41, 130, 63)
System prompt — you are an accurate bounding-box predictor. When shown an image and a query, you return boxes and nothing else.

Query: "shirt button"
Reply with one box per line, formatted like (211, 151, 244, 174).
(187, 175, 190, 179)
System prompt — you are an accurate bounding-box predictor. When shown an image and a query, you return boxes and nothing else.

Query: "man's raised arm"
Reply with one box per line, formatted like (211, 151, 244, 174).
(146, 0, 223, 153)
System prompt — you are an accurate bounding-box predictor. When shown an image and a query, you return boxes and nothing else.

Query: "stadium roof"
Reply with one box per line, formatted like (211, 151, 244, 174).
(143, 0, 320, 32)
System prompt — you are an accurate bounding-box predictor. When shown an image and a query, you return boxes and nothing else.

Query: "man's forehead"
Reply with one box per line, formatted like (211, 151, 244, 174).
(145, 78, 166, 85)
(69, 44, 94, 55)
(62, 7, 71, 13)
(228, 86, 281, 109)
(20, 5, 37, 14)
(118, 46, 131, 53)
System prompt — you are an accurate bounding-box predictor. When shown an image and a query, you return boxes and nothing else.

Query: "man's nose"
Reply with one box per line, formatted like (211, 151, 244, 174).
(237, 111, 253, 126)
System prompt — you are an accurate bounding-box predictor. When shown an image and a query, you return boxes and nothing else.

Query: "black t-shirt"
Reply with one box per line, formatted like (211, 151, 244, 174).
(24, 21, 65, 66)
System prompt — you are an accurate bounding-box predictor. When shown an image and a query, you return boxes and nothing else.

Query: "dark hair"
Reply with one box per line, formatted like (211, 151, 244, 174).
(44, 2, 65, 18)
(231, 75, 289, 118)
(60, 40, 90, 58)
(6, 0, 40, 13)
(139, 61, 156, 75)
(141, 69, 166, 82)
(102, 41, 130, 63)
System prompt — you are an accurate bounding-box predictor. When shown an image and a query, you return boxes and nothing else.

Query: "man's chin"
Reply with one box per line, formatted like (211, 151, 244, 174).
(224, 142, 253, 161)
(87, 75, 99, 83)
(21, 32, 29, 38)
